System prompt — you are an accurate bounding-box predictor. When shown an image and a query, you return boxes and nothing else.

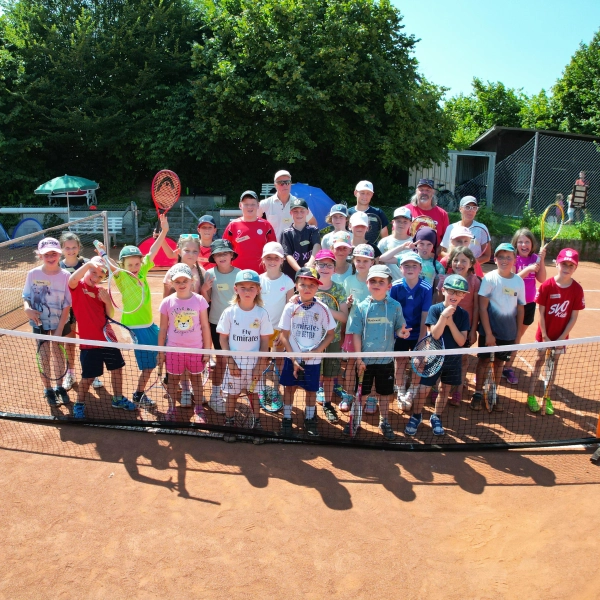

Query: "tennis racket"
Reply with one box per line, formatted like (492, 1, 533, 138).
(483, 352, 497, 413)
(366, 212, 383, 245)
(348, 373, 363, 438)
(152, 170, 181, 232)
(201, 362, 211, 386)
(234, 393, 256, 429)
(410, 334, 445, 377)
(36, 340, 69, 383)
(538, 202, 564, 262)
(468, 224, 491, 260)
(541, 349, 556, 415)
(410, 216, 437, 237)
(256, 359, 284, 413)
(103, 316, 138, 344)
(145, 364, 170, 407)
(94, 241, 145, 314)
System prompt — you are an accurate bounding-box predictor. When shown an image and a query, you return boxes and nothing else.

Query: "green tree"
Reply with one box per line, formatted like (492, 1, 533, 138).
(520, 89, 555, 130)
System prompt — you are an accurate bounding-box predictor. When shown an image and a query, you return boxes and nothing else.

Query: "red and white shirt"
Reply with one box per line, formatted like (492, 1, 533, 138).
(223, 218, 276, 273)
(535, 277, 585, 341)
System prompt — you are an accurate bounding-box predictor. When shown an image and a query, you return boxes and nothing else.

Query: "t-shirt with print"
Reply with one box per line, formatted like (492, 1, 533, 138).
(280, 224, 321, 280)
(198, 245, 215, 270)
(120, 254, 154, 328)
(223, 218, 276, 273)
(332, 263, 353, 285)
(348, 206, 389, 245)
(515, 254, 540, 303)
(316, 281, 346, 343)
(535, 277, 585, 342)
(163, 263, 205, 295)
(69, 280, 107, 348)
(22, 266, 71, 331)
(60, 257, 88, 322)
(159, 293, 209, 348)
(217, 304, 274, 368)
(343, 274, 369, 306)
(206, 267, 241, 324)
(426, 302, 470, 351)
(390, 277, 433, 341)
(437, 273, 480, 330)
(378, 236, 412, 281)
(346, 296, 405, 365)
(420, 257, 445, 286)
(260, 194, 314, 241)
(260, 272, 295, 330)
(405, 204, 449, 246)
(478, 270, 526, 341)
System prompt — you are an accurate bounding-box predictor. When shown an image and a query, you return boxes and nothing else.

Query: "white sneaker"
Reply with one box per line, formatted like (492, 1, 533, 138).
(63, 372, 75, 391)
(92, 377, 104, 389)
(397, 389, 414, 411)
(180, 390, 192, 407)
(209, 386, 226, 414)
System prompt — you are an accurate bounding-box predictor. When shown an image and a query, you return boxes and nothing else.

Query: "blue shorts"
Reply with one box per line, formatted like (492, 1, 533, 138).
(279, 358, 321, 393)
(420, 355, 462, 387)
(133, 323, 159, 370)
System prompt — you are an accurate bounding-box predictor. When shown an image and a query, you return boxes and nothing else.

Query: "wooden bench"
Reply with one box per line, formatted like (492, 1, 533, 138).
(260, 183, 275, 198)
(69, 216, 124, 246)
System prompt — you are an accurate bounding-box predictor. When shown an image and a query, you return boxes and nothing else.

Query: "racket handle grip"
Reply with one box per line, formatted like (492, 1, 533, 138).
(93, 240, 107, 257)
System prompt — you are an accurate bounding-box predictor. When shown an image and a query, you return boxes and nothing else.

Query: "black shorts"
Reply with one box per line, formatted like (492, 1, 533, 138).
(394, 338, 418, 352)
(80, 347, 125, 379)
(523, 302, 536, 326)
(210, 322, 221, 350)
(356, 361, 395, 396)
(420, 355, 462, 387)
(33, 324, 72, 350)
(477, 335, 515, 362)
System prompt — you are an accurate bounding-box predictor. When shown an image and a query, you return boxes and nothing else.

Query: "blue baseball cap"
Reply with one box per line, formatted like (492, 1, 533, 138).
(235, 269, 261, 284)
(328, 204, 348, 217)
(417, 178, 435, 189)
(197, 215, 216, 227)
(494, 243, 516, 255)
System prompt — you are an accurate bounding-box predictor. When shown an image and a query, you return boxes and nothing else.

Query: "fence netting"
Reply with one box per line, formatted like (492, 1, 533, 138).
(1, 329, 598, 450)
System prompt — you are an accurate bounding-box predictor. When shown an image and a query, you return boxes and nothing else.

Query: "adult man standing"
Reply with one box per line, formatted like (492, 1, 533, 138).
(347, 180, 389, 245)
(405, 178, 449, 247)
(260, 169, 317, 241)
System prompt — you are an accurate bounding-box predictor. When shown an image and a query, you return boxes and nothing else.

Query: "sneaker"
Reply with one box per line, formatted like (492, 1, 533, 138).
(502, 368, 518, 385)
(449, 387, 461, 407)
(62, 372, 75, 391)
(132, 391, 156, 407)
(470, 392, 483, 411)
(209, 387, 226, 414)
(53, 386, 69, 406)
(379, 419, 395, 441)
(316, 387, 325, 405)
(364, 396, 378, 415)
(527, 395, 540, 413)
(544, 397, 555, 416)
(339, 397, 352, 412)
(73, 402, 85, 419)
(180, 390, 192, 407)
(111, 396, 137, 411)
(304, 416, 319, 437)
(404, 414, 422, 436)
(430, 414, 445, 436)
(280, 417, 294, 437)
(92, 377, 103, 389)
(333, 384, 350, 400)
(44, 388, 58, 407)
(404, 415, 423, 435)
(193, 405, 207, 424)
(322, 402, 338, 423)
(397, 389, 414, 411)
(165, 407, 176, 421)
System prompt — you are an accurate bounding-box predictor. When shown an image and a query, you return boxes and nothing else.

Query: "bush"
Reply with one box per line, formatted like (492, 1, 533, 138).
(577, 213, 600, 241)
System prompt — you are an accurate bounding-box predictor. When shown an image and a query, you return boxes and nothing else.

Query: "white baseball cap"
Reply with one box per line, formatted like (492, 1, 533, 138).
(355, 180, 374, 193)
(37, 237, 61, 254)
(274, 170, 291, 181)
(393, 207, 412, 220)
(262, 241, 285, 258)
(349, 211, 369, 228)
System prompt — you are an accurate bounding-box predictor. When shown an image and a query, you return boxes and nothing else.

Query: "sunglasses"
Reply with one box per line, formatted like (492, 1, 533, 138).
(275, 179, 292, 186)
(179, 234, 199, 240)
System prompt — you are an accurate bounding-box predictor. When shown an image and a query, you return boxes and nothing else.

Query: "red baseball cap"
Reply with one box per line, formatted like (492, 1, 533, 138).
(556, 248, 579, 265)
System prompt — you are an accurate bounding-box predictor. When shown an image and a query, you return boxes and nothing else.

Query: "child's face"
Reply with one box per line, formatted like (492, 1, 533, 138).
(354, 189, 374, 205)
(351, 224, 368, 237)
(416, 240, 434, 259)
(334, 245, 351, 261)
(61, 240, 80, 259)
(451, 252, 472, 276)
(263, 253, 283, 270)
(557, 260, 577, 277)
(240, 197, 259, 219)
(451, 235, 471, 248)
(291, 207, 308, 224)
(442, 287, 467, 307)
(296, 278, 319, 301)
(85, 264, 107, 286)
(392, 218, 410, 235)
(180, 242, 200, 265)
(213, 251, 233, 268)
(494, 251, 515, 270)
(331, 214, 347, 229)
(123, 256, 142, 275)
(367, 276, 391, 299)
(42, 251, 61, 269)
(172, 276, 192, 294)
(516, 235, 532, 256)
(197, 224, 216, 242)
(353, 256, 374, 273)
(315, 259, 335, 277)
(400, 260, 421, 279)
(235, 282, 260, 302)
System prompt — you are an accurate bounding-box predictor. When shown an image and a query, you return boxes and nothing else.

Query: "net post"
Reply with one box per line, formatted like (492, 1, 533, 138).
(596, 414, 600, 439)
(102, 211, 109, 249)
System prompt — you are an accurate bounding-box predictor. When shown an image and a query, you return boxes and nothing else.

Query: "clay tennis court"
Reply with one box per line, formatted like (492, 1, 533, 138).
(1, 260, 599, 598)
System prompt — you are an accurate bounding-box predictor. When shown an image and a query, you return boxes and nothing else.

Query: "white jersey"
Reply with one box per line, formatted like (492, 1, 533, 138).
(259, 272, 295, 330)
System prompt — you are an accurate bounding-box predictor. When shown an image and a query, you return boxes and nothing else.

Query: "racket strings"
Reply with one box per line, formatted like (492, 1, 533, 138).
(152, 172, 181, 210)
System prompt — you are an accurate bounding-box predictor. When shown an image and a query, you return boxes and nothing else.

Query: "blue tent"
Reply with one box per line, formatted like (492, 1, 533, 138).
(11, 217, 44, 247)
(291, 183, 336, 230)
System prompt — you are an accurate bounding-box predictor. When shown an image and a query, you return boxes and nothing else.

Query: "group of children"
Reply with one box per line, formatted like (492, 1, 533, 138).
(22, 179, 585, 441)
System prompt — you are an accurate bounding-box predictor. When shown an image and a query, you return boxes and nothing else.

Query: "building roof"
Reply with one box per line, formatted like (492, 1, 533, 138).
(470, 126, 600, 150)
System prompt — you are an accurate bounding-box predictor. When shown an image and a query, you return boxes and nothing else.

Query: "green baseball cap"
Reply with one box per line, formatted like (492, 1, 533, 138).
(235, 269, 261, 285)
(494, 242, 516, 255)
(119, 245, 143, 260)
(443, 274, 470, 292)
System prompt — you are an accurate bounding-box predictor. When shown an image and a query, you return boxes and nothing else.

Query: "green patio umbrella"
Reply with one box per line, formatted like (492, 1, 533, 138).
(34, 174, 100, 221)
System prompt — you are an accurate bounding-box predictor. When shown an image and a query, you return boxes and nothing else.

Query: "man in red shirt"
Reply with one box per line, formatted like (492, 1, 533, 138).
(405, 178, 449, 248)
(223, 190, 277, 273)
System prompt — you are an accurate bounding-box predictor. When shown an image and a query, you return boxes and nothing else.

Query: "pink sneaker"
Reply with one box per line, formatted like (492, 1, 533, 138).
(449, 387, 461, 407)
(193, 406, 207, 424)
(502, 368, 518, 384)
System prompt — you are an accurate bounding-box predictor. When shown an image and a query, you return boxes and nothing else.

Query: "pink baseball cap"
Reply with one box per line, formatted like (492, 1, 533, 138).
(450, 225, 473, 240)
(37, 237, 61, 254)
(556, 248, 579, 265)
(314, 249, 336, 262)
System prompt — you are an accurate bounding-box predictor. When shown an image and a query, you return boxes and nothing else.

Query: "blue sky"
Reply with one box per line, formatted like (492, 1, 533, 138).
(394, 0, 600, 99)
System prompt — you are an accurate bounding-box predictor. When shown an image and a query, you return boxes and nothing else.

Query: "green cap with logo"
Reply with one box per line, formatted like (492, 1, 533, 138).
(119, 245, 143, 260)
(443, 274, 470, 292)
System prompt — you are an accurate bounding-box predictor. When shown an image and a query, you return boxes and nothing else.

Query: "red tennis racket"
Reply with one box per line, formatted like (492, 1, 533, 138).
(152, 170, 181, 232)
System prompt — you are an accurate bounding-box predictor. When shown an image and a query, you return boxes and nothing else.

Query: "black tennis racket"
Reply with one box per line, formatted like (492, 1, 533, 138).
(483, 352, 497, 413)
(103, 316, 138, 344)
(348, 373, 363, 438)
(36, 340, 69, 383)
(541, 349, 556, 415)
(410, 334, 445, 377)
(366, 212, 383, 245)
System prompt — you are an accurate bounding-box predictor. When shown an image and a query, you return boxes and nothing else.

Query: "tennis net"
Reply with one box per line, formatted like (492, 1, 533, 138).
(0, 328, 599, 451)
(0, 213, 108, 329)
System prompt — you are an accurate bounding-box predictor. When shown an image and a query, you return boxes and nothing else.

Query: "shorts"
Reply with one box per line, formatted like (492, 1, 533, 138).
(477, 335, 515, 362)
(210, 322, 222, 350)
(222, 365, 256, 396)
(279, 358, 321, 392)
(33, 324, 72, 350)
(394, 338, 418, 352)
(420, 355, 462, 387)
(523, 301, 536, 326)
(357, 361, 395, 397)
(165, 349, 205, 376)
(80, 347, 125, 379)
(342, 333, 355, 352)
(321, 339, 342, 377)
(133, 323, 159, 370)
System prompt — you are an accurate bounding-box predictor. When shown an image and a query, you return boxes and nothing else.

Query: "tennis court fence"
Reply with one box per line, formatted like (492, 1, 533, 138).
(1, 329, 598, 451)
(0, 213, 108, 330)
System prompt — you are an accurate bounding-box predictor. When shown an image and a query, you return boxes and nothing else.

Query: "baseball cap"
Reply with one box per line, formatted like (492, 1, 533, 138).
(443, 274, 470, 292)
(459, 196, 478, 208)
(290, 197, 309, 210)
(295, 267, 322, 285)
(393, 207, 412, 220)
(352, 244, 375, 259)
(366, 265, 392, 281)
(355, 180, 374, 193)
(331, 231, 352, 248)
(37, 237, 61, 255)
(239, 190, 258, 201)
(209, 239, 238, 263)
(349, 211, 369, 228)
(167, 263, 193, 280)
(262, 241, 285, 258)
(274, 170, 291, 181)
(399, 251, 422, 265)
(417, 178, 435, 189)
(494, 243, 516, 255)
(450, 225, 473, 240)
(119, 245, 143, 260)
(314, 249, 336, 262)
(235, 269, 261, 285)
(197, 215, 216, 227)
(328, 204, 348, 218)
(89, 256, 108, 273)
(556, 248, 579, 265)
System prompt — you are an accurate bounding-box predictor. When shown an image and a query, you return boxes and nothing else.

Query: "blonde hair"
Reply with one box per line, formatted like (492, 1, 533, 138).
(178, 236, 201, 251)
(448, 246, 476, 277)
(230, 283, 264, 307)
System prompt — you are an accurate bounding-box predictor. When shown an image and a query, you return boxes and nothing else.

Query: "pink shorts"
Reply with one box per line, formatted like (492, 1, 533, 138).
(166, 350, 205, 376)
(342, 333, 355, 352)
